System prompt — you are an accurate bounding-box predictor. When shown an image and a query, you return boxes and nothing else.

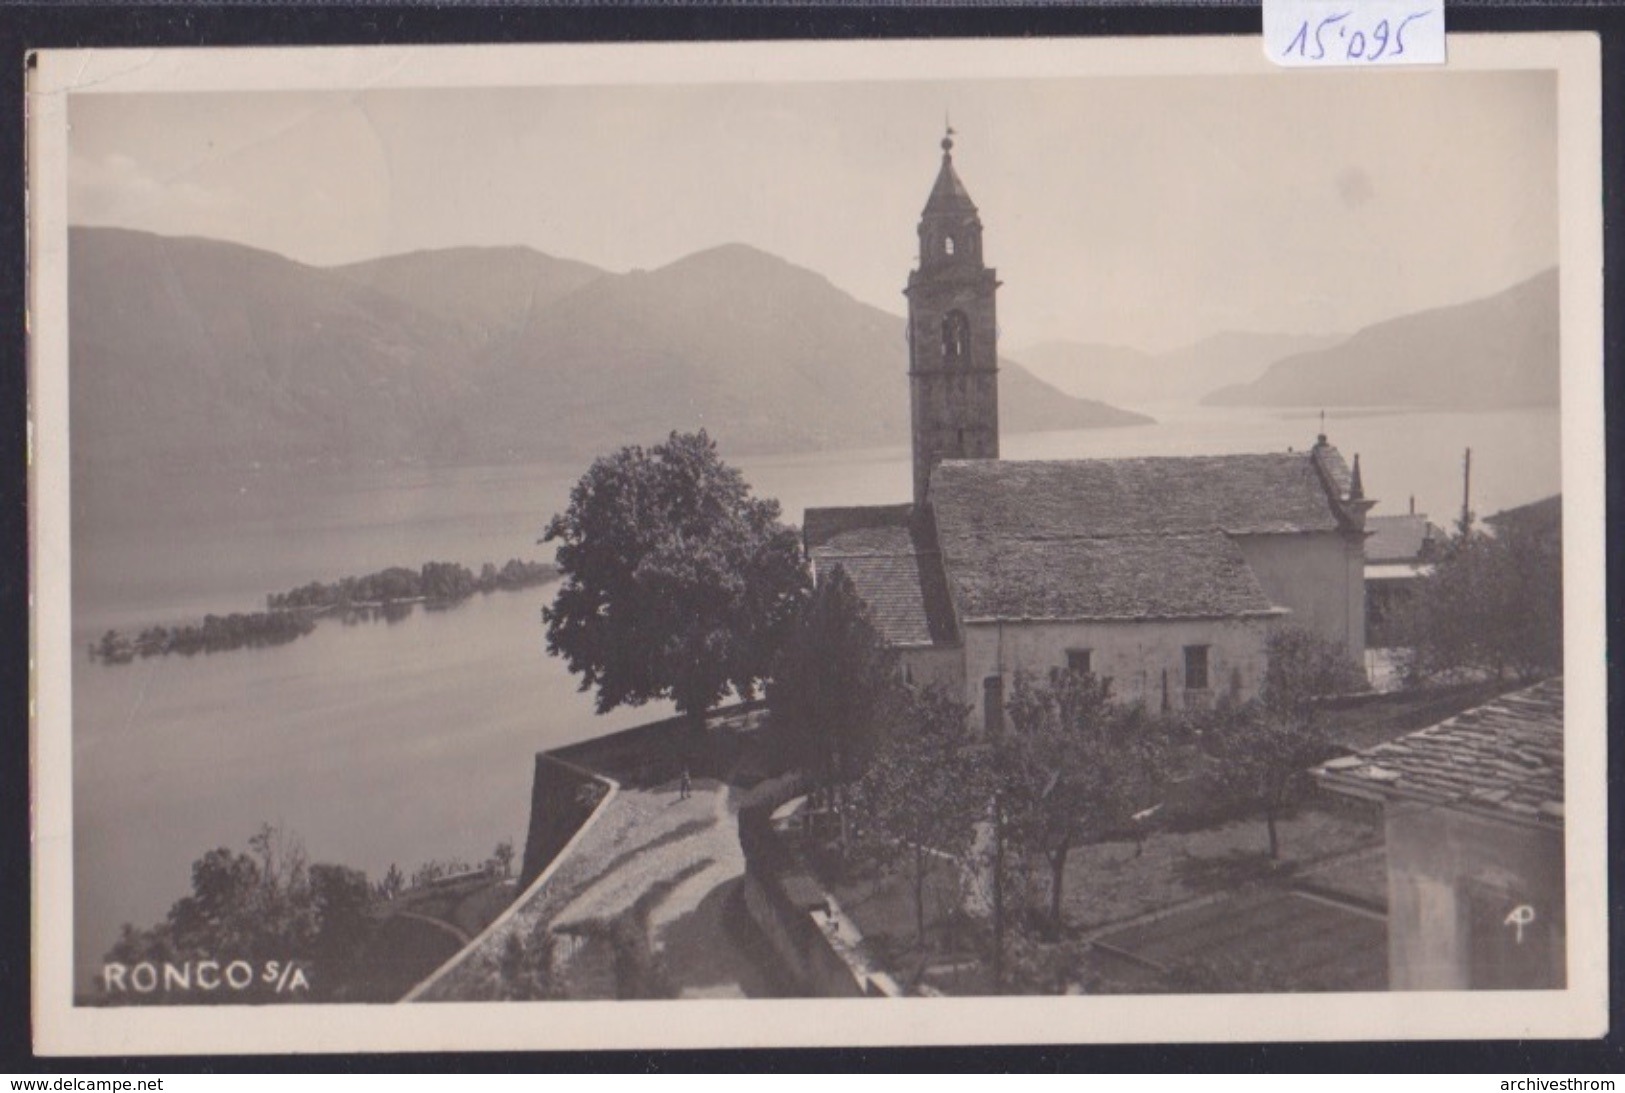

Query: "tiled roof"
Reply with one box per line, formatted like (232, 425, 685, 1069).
(1365, 514, 1447, 564)
(945, 531, 1283, 623)
(1487, 494, 1562, 534)
(804, 504, 914, 552)
(930, 449, 1349, 542)
(805, 504, 958, 648)
(1315, 678, 1564, 828)
(806, 446, 1355, 642)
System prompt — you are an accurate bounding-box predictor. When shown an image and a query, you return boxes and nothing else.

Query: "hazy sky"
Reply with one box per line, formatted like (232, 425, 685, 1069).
(68, 70, 1557, 351)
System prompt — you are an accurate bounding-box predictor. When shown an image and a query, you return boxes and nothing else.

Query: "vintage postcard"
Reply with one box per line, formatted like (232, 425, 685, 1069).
(27, 35, 1606, 1054)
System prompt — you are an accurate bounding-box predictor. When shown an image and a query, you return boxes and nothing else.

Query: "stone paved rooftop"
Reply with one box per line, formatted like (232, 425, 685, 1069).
(1315, 677, 1564, 829)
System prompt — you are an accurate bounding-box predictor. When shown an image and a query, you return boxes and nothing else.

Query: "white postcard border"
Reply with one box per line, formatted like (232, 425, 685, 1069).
(27, 32, 1608, 1056)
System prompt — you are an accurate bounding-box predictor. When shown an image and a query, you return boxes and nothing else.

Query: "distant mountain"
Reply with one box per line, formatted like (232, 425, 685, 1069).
(68, 228, 482, 475)
(333, 246, 606, 350)
(1203, 270, 1558, 409)
(465, 243, 1149, 459)
(68, 227, 1147, 476)
(1008, 331, 1341, 408)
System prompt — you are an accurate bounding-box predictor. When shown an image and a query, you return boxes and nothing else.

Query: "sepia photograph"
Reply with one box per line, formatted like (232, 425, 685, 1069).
(26, 34, 1606, 1054)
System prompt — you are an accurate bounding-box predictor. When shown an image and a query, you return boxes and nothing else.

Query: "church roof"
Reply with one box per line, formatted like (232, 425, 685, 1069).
(804, 504, 959, 649)
(1315, 677, 1564, 829)
(930, 450, 1351, 541)
(945, 531, 1282, 624)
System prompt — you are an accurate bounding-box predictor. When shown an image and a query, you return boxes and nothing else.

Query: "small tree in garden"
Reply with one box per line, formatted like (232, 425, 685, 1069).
(1001, 669, 1168, 937)
(542, 431, 810, 728)
(1260, 625, 1368, 721)
(497, 921, 567, 1001)
(768, 565, 908, 797)
(849, 684, 986, 949)
(1203, 704, 1330, 860)
(1205, 627, 1361, 859)
(491, 838, 516, 880)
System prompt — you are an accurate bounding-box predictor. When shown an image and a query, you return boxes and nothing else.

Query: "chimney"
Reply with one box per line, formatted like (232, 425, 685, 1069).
(1409, 495, 1416, 516)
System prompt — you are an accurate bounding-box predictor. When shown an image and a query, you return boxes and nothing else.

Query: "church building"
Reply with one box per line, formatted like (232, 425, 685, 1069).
(803, 131, 1371, 729)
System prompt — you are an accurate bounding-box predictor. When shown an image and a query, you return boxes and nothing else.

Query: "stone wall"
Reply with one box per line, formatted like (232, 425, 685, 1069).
(1384, 801, 1565, 990)
(736, 804, 898, 998)
(518, 754, 609, 889)
(960, 615, 1274, 727)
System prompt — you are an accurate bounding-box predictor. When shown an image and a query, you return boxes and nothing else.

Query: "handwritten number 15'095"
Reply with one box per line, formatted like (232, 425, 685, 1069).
(1283, 10, 1431, 62)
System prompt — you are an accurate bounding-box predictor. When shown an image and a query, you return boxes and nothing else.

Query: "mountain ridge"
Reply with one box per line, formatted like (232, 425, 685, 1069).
(1203, 269, 1558, 409)
(1006, 331, 1344, 408)
(67, 226, 1149, 477)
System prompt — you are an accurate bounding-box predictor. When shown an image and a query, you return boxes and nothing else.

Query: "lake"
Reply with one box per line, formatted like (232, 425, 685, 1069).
(68, 404, 1561, 987)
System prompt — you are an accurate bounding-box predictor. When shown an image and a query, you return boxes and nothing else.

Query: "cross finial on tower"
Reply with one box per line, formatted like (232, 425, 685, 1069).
(1317, 409, 1327, 446)
(942, 112, 955, 153)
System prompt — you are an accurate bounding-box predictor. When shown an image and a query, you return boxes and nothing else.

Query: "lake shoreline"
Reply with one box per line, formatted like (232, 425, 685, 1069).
(68, 406, 1562, 988)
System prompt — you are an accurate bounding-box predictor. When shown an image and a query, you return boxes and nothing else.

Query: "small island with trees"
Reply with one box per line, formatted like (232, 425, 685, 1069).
(89, 558, 559, 663)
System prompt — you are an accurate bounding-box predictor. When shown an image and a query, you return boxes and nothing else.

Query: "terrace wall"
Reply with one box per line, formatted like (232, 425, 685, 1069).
(737, 804, 893, 998)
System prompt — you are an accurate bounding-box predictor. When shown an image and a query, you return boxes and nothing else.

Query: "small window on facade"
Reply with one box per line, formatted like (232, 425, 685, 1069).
(942, 310, 970, 363)
(1066, 649, 1092, 677)
(945, 235, 956, 255)
(983, 675, 1004, 735)
(1184, 645, 1210, 691)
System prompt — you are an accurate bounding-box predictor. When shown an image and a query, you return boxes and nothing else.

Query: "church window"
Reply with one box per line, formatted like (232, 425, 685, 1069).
(1066, 649, 1092, 677)
(1183, 645, 1210, 691)
(942, 310, 970, 363)
(945, 235, 956, 256)
(983, 675, 1004, 735)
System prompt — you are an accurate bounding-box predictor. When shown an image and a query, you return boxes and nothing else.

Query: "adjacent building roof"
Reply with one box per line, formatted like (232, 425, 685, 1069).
(930, 449, 1352, 542)
(1486, 494, 1562, 535)
(1365, 514, 1448, 565)
(945, 531, 1283, 624)
(1315, 677, 1564, 829)
(804, 504, 959, 649)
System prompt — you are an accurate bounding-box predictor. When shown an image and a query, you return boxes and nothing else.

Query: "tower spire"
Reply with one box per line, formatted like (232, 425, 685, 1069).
(1350, 453, 1364, 500)
(906, 129, 1000, 508)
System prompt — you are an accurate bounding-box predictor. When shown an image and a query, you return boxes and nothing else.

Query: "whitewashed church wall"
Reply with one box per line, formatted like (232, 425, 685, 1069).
(1232, 531, 1367, 664)
(960, 616, 1274, 728)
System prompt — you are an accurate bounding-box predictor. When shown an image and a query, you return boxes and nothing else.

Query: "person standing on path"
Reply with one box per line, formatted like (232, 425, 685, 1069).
(679, 766, 691, 801)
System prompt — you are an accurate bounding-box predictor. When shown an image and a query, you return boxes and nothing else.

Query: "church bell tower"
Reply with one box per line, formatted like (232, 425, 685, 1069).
(906, 126, 1000, 509)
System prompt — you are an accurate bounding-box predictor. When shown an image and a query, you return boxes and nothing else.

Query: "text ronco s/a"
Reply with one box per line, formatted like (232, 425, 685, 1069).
(101, 959, 311, 998)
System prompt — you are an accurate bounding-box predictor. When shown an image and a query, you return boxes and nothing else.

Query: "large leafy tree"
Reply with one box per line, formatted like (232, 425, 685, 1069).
(768, 565, 907, 791)
(543, 431, 810, 725)
(1001, 669, 1168, 937)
